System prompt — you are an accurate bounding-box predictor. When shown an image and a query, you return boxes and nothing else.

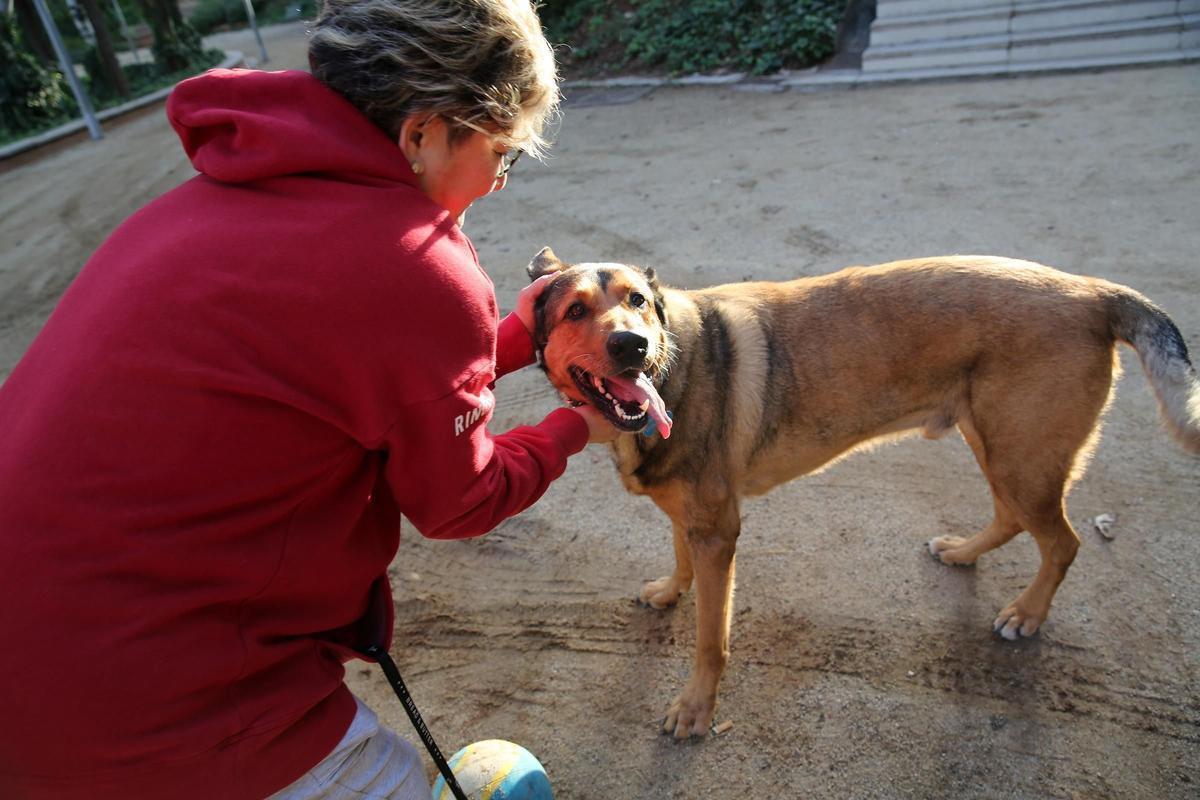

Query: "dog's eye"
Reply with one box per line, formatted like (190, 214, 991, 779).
(566, 302, 586, 320)
(630, 292, 646, 308)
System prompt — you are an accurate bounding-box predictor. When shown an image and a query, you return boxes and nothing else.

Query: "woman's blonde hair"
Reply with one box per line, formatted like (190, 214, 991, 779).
(309, 0, 560, 159)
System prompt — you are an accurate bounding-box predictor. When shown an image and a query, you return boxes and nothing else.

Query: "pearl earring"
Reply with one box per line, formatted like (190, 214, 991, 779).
(410, 161, 424, 175)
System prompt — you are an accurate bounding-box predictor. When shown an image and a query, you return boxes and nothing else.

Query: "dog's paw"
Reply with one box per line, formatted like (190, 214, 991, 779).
(927, 536, 978, 566)
(638, 576, 685, 609)
(992, 604, 1044, 640)
(661, 685, 716, 739)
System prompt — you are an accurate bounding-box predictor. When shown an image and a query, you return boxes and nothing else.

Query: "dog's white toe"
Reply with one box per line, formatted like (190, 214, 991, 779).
(993, 609, 1040, 640)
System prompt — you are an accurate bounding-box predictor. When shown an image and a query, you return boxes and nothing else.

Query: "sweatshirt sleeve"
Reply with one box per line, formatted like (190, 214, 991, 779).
(494, 312, 536, 379)
(384, 371, 589, 540)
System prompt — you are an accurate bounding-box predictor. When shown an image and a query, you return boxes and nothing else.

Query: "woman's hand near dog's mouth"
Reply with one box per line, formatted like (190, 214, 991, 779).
(571, 404, 622, 444)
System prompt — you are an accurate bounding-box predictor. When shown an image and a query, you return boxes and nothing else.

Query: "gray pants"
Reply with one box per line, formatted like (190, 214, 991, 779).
(270, 696, 430, 800)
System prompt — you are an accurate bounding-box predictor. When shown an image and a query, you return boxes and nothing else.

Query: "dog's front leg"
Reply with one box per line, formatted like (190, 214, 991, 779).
(639, 485, 695, 608)
(663, 497, 739, 738)
(639, 520, 693, 608)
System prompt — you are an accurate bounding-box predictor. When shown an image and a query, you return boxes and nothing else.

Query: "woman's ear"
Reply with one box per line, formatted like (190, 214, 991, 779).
(397, 114, 439, 168)
(397, 116, 422, 163)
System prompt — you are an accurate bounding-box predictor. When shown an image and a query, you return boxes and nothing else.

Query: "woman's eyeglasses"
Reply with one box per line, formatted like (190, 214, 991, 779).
(450, 116, 523, 178)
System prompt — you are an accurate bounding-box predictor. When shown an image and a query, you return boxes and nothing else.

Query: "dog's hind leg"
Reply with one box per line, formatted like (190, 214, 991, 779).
(929, 418, 1023, 566)
(991, 505, 1079, 640)
(956, 347, 1112, 639)
(663, 495, 739, 738)
(929, 497, 1023, 566)
(937, 440, 1080, 639)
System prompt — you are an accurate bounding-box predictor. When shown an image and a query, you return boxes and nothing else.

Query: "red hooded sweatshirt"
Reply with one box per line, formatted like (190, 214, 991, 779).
(0, 69, 587, 799)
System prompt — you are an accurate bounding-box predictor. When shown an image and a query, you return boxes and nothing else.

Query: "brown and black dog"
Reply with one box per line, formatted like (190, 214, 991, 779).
(526, 247, 1200, 738)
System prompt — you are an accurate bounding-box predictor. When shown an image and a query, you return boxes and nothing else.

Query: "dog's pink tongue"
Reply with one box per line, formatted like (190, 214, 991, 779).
(606, 372, 672, 439)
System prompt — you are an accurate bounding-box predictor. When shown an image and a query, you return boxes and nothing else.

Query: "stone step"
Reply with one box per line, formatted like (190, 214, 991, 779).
(784, 48, 1200, 90)
(871, 0, 1195, 47)
(875, 0, 1004, 20)
(863, 12, 1199, 72)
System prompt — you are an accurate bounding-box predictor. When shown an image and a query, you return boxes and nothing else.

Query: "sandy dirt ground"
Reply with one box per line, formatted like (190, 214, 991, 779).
(2, 22, 1198, 799)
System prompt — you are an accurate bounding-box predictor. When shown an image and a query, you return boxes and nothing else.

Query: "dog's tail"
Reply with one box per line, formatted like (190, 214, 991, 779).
(1106, 286, 1200, 454)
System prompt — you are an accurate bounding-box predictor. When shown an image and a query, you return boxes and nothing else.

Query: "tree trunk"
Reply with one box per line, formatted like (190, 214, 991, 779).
(12, 0, 54, 65)
(135, 0, 201, 73)
(79, 0, 131, 97)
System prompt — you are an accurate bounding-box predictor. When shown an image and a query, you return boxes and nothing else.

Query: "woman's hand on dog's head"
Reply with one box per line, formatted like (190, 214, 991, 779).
(571, 404, 622, 444)
(515, 274, 556, 335)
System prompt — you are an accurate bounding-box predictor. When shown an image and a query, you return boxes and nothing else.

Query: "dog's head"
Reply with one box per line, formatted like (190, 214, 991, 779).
(527, 247, 673, 436)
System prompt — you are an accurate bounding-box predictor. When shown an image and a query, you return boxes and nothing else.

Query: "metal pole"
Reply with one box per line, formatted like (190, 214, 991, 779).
(30, 0, 102, 140)
(240, 0, 268, 65)
(109, 0, 141, 64)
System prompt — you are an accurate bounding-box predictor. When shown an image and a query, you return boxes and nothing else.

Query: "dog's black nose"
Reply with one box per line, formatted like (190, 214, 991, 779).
(607, 331, 649, 369)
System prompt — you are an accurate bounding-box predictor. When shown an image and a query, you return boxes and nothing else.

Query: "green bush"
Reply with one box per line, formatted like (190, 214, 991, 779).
(83, 45, 123, 101)
(1, 38, 222, 146)
(116, 47, 223, 98)
(189, 0, 251, 34)
(83, 45, 222, 104)
(150, 16, 205, 71)
(189, 0, 316, 35)
(0, 13, 74, 135)
(541, 0, 844, 77)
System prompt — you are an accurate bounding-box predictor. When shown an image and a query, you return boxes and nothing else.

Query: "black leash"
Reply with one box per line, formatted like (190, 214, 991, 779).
(364, 644, 469, 800)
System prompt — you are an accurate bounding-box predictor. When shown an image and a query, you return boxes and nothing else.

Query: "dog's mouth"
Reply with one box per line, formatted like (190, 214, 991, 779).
(567, 365, 672, 437)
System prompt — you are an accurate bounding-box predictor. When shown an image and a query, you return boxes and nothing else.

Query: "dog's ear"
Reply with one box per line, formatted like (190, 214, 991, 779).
(528, 248, 565, 357)
(527, 247, 566, 281)
(640, 265, 668, 328)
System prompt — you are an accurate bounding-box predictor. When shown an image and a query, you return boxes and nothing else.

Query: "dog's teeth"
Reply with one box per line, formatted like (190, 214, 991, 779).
(610, 398, 646, 422)
(639, 400, 649, 412)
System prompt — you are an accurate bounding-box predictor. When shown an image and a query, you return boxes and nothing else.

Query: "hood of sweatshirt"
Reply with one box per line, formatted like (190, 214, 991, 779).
(168, 68, 417, 187)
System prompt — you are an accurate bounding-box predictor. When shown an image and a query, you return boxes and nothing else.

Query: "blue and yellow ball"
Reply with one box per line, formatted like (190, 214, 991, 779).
(432, 739, 553, 800)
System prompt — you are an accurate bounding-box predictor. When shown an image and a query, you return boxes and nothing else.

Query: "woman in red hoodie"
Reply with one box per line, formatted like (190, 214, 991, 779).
(0, 1, 615, 797)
